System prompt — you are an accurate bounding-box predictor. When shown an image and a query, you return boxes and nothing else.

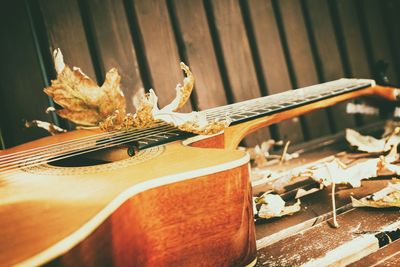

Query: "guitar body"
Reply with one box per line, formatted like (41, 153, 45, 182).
(0, 131, 256, 266)
(1, 79, 395, 266)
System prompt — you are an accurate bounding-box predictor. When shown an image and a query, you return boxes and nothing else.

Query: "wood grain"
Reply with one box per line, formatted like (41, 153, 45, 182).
(208, 0, 271, 145)
(246, 0, 303, 143)
(276, 0, 331, 139)
(381, 0, 400, 82)
(39, 0, 96, 79)
(361, 0, 398, 84)
(304, 0, 356, 131)
(47, 164, 255, 267)
(333, 0, 380, 124)
(84, 0, 144, 113)
(257, 207, 400, 266)
(132, 0, 191, 112)
(171, 0, 228, 111)
(349, 239, 400, 266)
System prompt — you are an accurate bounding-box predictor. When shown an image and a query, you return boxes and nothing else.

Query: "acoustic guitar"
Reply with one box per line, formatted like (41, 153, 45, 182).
(0, 79, 397, 267)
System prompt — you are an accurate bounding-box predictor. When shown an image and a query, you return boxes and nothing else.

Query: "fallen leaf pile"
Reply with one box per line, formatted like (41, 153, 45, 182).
(250, 124, 400, 226)
(44, 49, 230, 135)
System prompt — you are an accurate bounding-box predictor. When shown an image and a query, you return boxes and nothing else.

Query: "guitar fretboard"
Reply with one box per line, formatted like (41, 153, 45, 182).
(137, 78, 375, 149)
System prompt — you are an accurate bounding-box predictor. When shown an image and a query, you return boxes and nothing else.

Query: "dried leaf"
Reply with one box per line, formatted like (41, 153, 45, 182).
(45, 49, 126, 126)
(163, 62, 194, 112)
(346, 128, 400, 153)
(311, 158, 380, 188)
(25, 120, 67, 135)
(256, 193, 301, 219)
(346, 102, 379, 115)
(352, 181, 400, 208)
(102, 63, 230, 135)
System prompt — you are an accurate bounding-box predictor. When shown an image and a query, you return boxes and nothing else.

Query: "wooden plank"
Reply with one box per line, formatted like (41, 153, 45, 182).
(0, 0, 52, 147)
(276, 0, 331, 139)
(256, 206, 400, 266)
(208, 0, 271, 146)
(381, 0, 400, 82)
(84, 0, 144, 113)
(246, 0, 303, 143)
(361, 0, 398, 84)
(304, 0, 356, 131)
(171, 0, 227, 111)
(334, 0, 370, 79)
(38, 0, 96, 79)
(349, 239, 400, 266)
(132, 0, 191, 112)
(331, 0, 380, 124)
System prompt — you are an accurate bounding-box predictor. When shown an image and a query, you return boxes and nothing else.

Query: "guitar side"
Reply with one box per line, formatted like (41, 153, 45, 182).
(0, 133, 257, 267)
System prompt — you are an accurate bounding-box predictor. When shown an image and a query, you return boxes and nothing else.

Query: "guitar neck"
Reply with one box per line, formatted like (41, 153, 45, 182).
(136, 78, 396, 150)
(204, 78, 375, 125)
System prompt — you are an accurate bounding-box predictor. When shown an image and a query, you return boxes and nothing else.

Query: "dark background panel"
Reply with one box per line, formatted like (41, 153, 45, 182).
(275, 0, 332, 140)
(332, 0, 381, 124)
(303, 0, 356, 132)
(132, 0, 192, 112)
(38, 0, 97, 79)
(0, 0, 52, 148)
(245, 0, 304, 143)
(171, 0, 227, 111)
(207, 0, 272, 145)
(84, 0, 144, 113)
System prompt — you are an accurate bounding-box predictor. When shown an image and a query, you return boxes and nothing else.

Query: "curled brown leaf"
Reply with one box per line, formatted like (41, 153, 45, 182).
(44, 49, 126, 126)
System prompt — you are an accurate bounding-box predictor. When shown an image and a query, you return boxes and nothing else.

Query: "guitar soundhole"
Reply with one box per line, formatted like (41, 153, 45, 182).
(48, 155, 110, 167)
(47, 147, 132, 167)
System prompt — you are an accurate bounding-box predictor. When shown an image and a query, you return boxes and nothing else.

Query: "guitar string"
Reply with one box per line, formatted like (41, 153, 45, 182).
(0, 126, 185, 175)
(0, 85, 358, 173)
(0, 123, 164, 160)
(0, 96, 246, 161)
(0, 94, 323, 173)
(0, 124, 183, 172)
(0, 123, 172, 164)
(0, 101, 234, 166)
(0, 103, 239, 171)
(0, 95, 279, 170)
(0, 82, 360, 172)
(0, 80, 368, 173)
(1, 132, 178, 177)
(0, 95, 269, 166)
(1, 78, 353, 162)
